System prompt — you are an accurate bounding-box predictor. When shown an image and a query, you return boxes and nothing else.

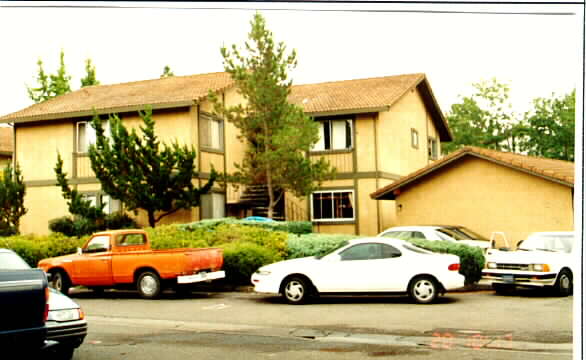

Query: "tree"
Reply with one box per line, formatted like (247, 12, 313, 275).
(0, 163, 27, 235)
(443, 78, 522, 154)
(80, 58, 100, 87)
(160, 65, 175, 78)
(210, 13, 335, 219)
(88, 108, 216, 227)
(27, 50, 72, 103)
(54, 153, 106, 222)
(519, 90, 575, 161)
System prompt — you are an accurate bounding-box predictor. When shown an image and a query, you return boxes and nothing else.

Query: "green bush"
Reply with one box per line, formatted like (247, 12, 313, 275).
(220, 242, 280, 285)
(0, 233, 87, 267)
(407, 238, 485, 285)
(287, 233, 360, 259)
(180, 217, 312, 235)
(105, 212, 138, 230)
(50, 212, 140, 237)
(48, 216, 75, 236)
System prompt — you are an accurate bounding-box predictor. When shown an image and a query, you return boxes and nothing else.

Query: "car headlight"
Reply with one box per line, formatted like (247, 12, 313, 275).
(48, 308, 84, 322)
(486, 262, 497, 269)
(530, 264, 550, 272)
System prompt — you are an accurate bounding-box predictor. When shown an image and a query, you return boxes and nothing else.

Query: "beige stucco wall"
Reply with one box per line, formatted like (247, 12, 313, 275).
(21, 186, 69, 235)
(355, 114, 376, 173)
(377, 88, 433, 176)
(394, 157, 574, 247)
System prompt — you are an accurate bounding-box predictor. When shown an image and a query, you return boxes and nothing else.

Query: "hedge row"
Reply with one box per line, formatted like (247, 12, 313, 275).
(180, 217, 312, 235)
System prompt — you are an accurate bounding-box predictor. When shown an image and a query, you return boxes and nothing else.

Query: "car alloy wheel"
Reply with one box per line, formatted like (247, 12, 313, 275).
(409, 276, 438, 304)
(51, 270, 71, 295)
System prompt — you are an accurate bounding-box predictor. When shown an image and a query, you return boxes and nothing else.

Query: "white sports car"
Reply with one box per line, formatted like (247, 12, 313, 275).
(251, 237, 465, 304)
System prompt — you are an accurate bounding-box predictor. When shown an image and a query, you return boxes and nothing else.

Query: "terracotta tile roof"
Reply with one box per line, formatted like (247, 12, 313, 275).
(0, 72, 451, 141)
(371, 146, 575, 200)
(289, 73, 451, 141)
(0, 72, 235, 123)
(0, 127, 13, 154)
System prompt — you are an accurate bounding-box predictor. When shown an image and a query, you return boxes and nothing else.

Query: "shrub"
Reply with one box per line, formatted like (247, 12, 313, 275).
(180, 217, 312, 235)
(0, 233, 86, 267)
(105, 212, 138, 230)
(49, 216, 75, 237)
(287, 233, 360, 259)
(407, 238, 485, 285)
(220, 242, 280, 285)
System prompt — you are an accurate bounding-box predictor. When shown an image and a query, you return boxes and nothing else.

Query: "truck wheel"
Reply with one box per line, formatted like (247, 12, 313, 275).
(50, 270, 71, 295)
(137, 271, 161, 299)
(554, 270, 572, 297)
(282, 276, 311, 305)
(408, 276, 439, 304)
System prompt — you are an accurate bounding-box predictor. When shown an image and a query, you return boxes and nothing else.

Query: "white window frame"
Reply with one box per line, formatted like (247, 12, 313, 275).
(81, 192, 121, 215)
(411, 129, 419, 149)
(311, 189, 355, 222)
(428, 137, 438, 160)
(312, 119, 353, 152)
(77, 120, 110, 154)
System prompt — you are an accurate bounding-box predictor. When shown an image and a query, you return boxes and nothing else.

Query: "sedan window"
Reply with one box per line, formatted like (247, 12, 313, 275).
(340, 243, 401, 260)
(0, 252, 31, 270)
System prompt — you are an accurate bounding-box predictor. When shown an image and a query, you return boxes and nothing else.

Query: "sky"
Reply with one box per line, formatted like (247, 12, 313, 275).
(0, 1, 583, 120)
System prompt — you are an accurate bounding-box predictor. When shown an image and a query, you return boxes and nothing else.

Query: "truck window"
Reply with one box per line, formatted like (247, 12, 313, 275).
(85, 235, 110, 253)
(117, 234, 146, 246)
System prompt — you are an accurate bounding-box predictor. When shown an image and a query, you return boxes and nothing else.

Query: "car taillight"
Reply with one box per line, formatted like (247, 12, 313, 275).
(448, 263, 460, 271)
(44, 287, 50, 322)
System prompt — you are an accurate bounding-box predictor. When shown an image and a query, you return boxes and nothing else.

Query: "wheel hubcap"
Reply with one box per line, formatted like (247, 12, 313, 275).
(285, 281, 304, 301)
(414, 280, 434, 301)
(141, 276, 157, 296)
(53, 274, 62, 291)
(560, 275, 570, 290)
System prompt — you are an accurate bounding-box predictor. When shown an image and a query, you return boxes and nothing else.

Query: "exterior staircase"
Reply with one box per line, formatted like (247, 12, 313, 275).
(238, 184, 285, 221)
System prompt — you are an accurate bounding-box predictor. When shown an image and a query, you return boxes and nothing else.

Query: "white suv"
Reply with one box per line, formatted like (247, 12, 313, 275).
(481, 232, 574, 296)
(378, 225, 492, 250)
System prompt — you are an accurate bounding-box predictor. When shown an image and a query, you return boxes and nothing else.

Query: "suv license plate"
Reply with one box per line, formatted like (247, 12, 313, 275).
(502, 275, 514, 284)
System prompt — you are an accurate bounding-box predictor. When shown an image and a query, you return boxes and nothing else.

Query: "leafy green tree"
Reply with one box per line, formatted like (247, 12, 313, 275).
(27, 50, 72, 103)
(80, 58, 100, 87)
(88, 108, 216, 227)
(0, 163, 27, 235)
(518, 90, 575, 161)
(210, 13, 335, 219)
(160, 65, 175, 78)
(54, 153, 106, 222)
(443, 78, 522, 154)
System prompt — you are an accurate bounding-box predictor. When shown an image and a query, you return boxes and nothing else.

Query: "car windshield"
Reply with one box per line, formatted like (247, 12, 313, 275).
(0, 251, 31, 270)
(519, 234, 573, 253)
(316, 240, 350, 259)
(402, 242, 433, 254)
(438, 227, 489, 241)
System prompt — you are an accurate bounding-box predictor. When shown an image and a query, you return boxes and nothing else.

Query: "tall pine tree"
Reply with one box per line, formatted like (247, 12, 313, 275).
(210, 13, 335, 219)
(0, 163, 27, 235)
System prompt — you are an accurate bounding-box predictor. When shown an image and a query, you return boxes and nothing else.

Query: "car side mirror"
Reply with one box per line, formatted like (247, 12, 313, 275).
(77, 247, 83, 255)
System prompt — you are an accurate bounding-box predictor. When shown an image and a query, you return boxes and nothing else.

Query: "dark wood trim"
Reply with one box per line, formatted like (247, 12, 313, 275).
(352, 117, 359, 235)
(305, 106, 389, 118)
(200, 147, 225, 155)
(309, 149, 353, 156)
(312, 220, 356, 226)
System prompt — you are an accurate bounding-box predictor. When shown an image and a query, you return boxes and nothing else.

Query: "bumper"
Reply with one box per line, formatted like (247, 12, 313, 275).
(438, 273, 466, 292)
(177, 271, 226, 284)
(482, 271, 557, 287)
(0, 326, 46, 348)
(250, 273, 281, 295)
(46, 319, 87, 348)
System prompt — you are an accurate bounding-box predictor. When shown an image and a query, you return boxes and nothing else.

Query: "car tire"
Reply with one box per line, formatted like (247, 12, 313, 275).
(492, 283, 515, 295)
(554, 269, 572, 297)
(282, 276, 311, 305)
(50, 270, 71, 295)
(408, 276, 439, 304)
(137, 271, 162, 299)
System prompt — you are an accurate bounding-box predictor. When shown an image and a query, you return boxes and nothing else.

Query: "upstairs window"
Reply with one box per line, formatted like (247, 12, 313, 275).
(82, 193, 121, 215)
(77, 120, 110, 153)
(428, 137, 438, 160)
(200, 113, 224, 151)
(411, 129, 419, 149)
(313, 119, 353, 151)
(311, 190, 354, 221)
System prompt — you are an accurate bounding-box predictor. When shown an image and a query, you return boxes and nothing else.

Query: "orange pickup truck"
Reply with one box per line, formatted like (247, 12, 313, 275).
(38, 229, 225, 299)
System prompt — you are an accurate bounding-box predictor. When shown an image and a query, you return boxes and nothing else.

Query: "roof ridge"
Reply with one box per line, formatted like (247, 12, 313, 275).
(463, 146, 574, 164)
(293, 72, 425, 88)
(81, 71, 231, 90)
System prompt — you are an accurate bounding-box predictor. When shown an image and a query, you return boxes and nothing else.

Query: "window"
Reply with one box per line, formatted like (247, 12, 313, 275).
(85, 235, 110, 253)
(311, 190, 354, 221)
(339, 243, 401, 261)
(200, 113, 224, 151)
(77, 121, 110, 153)
(201, 193, 226, 219)
(428, 137, 438, 160)
(116, 233, 146, 246)
(411, 129, 419, 149)
(312, 119, 353, 151)
(82, 193, 121, 215)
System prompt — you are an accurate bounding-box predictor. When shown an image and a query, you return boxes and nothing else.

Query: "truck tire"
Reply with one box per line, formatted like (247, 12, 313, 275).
(554, 269, 572, 297)
(137, 271, 161, 299)
(50, 270, 71, 295)
(408, 276, 439, 304)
